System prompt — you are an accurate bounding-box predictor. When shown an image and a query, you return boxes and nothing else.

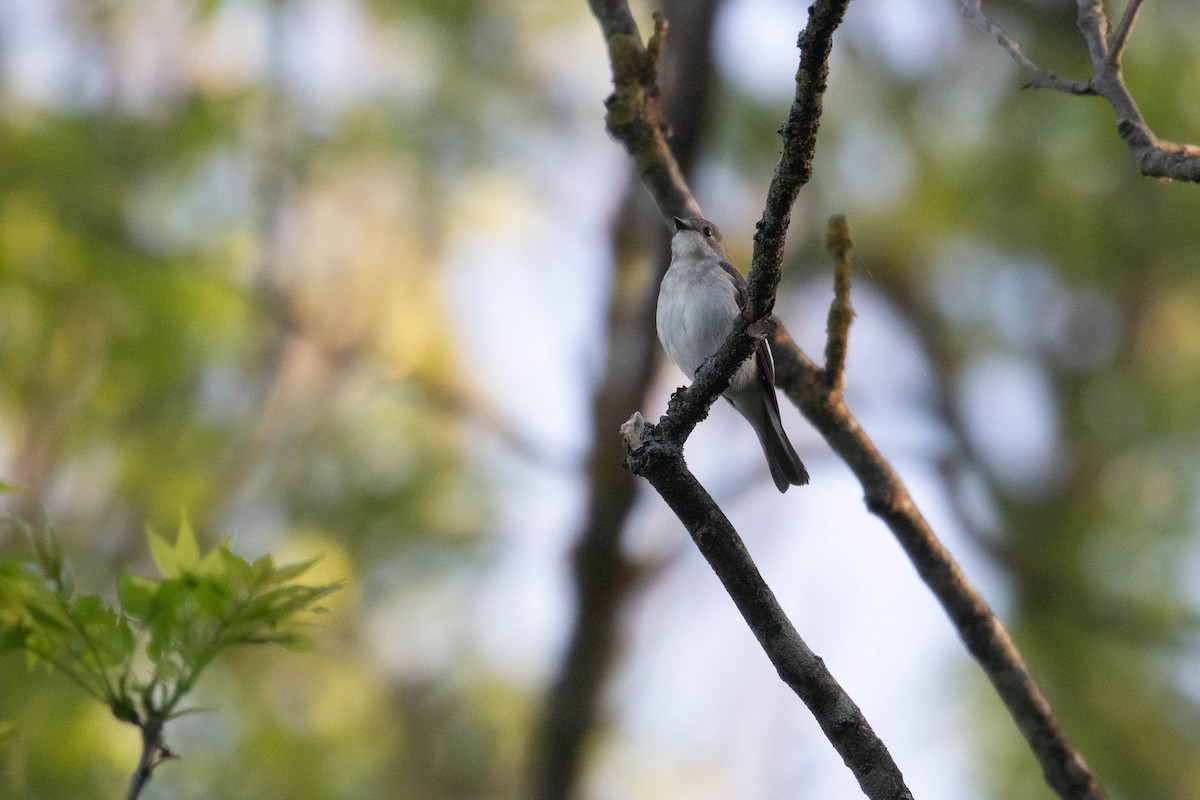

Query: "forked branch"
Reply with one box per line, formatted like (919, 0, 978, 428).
(592, 1, 913, 797)
(592, 0, 1110, 797)
(959, 0, 1200, 181)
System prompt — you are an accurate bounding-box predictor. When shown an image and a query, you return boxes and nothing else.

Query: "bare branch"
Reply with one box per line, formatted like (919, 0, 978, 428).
(960, 0, 1200, 181)
(957, 0, 1093, 94)
(769, 327, 1107, 800)
(588, 0, 701, 220)
(625, 435, 913, 800)
(1106, 0, 1146, 68)
(822, 215, 854, 390)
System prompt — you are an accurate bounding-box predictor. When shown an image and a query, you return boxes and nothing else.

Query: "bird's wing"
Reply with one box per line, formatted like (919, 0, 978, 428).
(717, 259, 749, 308)
(718, 260, 781, 403)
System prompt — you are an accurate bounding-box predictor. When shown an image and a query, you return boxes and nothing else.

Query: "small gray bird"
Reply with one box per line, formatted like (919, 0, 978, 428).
(656, 215, 809, 492)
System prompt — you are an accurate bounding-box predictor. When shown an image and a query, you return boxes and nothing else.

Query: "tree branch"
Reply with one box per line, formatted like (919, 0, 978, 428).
(770, 293, 1106, 799)
(592, 0, 1117, 796)
(1106, 0, 1145, 68)
(593, 1, 917, 797)
(655, 0, 848, 447)
(958, 0, 1200, 181)
(588, 0, 701, 220)
(822, 215, 854, 390)
(531, 3, 722, 796)
(957, 0, 1093, 94)
(625, 432, 913, 800)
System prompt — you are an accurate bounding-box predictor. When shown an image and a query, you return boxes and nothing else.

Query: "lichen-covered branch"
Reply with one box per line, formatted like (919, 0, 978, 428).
(746, 0, 848, 319)
(588, 0, 701, 220)
(655, 0, 849, 447)
(959, 0, 1200, 181)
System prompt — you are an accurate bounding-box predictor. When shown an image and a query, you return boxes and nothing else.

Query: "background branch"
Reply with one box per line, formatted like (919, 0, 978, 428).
(530, 2, 721, 796)
(959, 0, 1200, 181)
(822, 215, 854, 390)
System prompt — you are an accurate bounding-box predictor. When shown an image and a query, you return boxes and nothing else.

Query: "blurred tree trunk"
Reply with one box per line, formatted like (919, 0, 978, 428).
(529, 2, 721, 797)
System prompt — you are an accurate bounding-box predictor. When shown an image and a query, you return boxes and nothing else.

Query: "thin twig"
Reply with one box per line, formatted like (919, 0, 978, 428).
(822, 215, 854, 390)
(959, 0, 1200, 181)
(957, 0, 1093, 94)
(769, 328, 1107, 800)
(1106, 0, 1145, 68)
(126, 716, 169, 800)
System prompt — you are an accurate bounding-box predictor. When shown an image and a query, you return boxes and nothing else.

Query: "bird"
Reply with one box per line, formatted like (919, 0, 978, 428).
(655, 215, 809, 492)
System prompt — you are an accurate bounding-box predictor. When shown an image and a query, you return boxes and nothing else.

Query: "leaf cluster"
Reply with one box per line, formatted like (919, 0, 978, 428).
(0, 516, 340, 729)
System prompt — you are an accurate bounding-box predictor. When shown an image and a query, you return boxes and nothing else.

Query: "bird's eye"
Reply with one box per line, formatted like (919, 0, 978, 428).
(702, 226, 713, 237)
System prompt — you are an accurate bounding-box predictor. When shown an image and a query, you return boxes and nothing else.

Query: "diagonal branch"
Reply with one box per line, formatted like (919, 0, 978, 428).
(588, 0, 701, 220)
(592, 1, 915, 797)
(957, 0, 1093, 94)
(1106, 0, 1146, 68)
(592, 1, 1111, 798)
(656, 0, 848, 447)
(958, 0, 1200, 181)
(769, 327, 1107, 800)
(624, 430, 913, 800)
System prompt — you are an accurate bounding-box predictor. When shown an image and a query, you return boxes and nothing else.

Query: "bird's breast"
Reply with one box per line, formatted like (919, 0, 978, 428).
(656, 261, 745, 382)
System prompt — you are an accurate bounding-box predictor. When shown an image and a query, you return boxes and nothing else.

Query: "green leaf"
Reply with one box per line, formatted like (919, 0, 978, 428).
(271, 556, 321, 584)
(166, 704, 215, 720)
(197, 541, 226, 577)
(267, 632, 314, 652)
(0, 481, 22, 493)
(193, 578, 234, 617)
(175, 511, 200, 572)
(24, 601, 72, 634)
(117, 573, 158, 619)
(146, 525, 178, 579)
(217, 545, 254, 589)
(0, 622, 31, 654)
(249, 554, 275, 588)
(27, 524, 63, 586)
(233, 631, 314, 652)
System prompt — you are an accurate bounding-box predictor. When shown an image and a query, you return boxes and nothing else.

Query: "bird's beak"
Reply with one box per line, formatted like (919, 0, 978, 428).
(673, 217, 688, 232)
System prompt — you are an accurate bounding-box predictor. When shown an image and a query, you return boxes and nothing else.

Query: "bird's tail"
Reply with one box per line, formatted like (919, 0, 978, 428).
(732, 388, 809, 492)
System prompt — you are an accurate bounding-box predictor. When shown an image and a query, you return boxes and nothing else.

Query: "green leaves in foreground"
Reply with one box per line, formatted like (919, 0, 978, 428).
(0, 515, 340, 729)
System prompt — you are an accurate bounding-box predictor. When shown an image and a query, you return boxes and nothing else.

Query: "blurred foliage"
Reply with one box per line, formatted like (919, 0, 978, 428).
(0, 0, 509, 798)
